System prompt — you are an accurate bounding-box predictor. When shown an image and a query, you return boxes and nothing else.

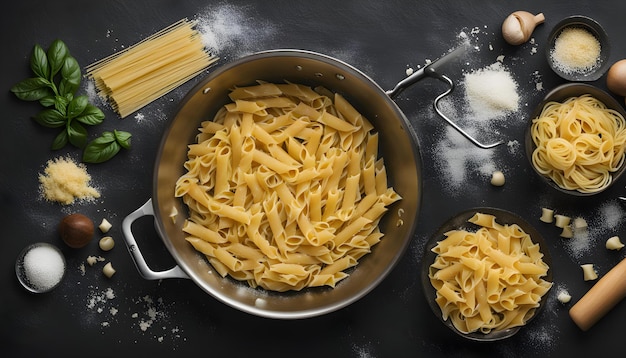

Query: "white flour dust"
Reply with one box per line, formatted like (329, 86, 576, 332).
(433, 125, 496, 191)
(196, 3, 276, 60)
(425, 25, 542, 195)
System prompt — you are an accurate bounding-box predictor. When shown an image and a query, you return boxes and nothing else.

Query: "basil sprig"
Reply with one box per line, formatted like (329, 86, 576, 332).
(10, 39, 131, 163)
(83, 130, 132, 163)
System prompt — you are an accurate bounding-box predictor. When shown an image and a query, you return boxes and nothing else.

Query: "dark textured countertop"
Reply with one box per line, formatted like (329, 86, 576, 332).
(2, 1, 625, 357)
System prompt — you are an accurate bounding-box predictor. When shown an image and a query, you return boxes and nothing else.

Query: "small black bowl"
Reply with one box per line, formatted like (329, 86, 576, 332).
(421, 207, 553, 341)
(525, 83, 626, 196)
(546, 15, 610, 82)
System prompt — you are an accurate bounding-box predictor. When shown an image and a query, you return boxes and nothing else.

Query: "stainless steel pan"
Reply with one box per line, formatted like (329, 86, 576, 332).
(122, 49, 423, 319)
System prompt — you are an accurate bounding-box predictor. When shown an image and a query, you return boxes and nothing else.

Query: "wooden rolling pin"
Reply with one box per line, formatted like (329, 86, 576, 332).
(569, 257, 626, 331)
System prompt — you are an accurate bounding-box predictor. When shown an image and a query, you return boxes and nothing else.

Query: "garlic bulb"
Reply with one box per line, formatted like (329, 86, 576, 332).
(502, 11, 545, 45)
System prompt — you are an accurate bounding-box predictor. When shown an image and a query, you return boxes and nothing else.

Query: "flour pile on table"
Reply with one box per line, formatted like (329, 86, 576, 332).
(464, 62, 520, 120)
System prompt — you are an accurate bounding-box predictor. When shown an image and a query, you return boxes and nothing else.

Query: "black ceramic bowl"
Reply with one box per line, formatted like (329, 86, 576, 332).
(525, 83, 626, 196)
(421, 207, 553, 341)
(546, 15, 610, 82)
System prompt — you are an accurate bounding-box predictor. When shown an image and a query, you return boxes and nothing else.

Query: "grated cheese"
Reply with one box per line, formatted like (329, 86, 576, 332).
(38, 156, 100, 205)
(550, 27, 600, 74)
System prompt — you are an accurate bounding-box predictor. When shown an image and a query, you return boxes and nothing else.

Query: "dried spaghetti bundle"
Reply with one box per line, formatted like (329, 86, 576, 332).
(86, 18, 218, 118)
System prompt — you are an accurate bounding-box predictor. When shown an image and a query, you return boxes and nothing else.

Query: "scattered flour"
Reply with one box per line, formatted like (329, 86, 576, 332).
(81, 280, 184, 345)
(196, 4, 276, 60)
(434, 125, 496, 191)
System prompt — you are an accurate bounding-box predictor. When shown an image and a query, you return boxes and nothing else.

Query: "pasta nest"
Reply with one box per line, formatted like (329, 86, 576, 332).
(530, 94, 626, 193)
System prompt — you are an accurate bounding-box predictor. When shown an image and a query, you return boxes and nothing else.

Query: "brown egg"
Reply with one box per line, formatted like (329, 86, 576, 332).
(606, 59, 626, 97)
(59, 213, 95, 248)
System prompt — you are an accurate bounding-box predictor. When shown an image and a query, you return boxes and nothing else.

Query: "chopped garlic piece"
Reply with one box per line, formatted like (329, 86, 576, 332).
(557, 291, 571, 303)
(490, 170, 505, 186)
(99, 218, 112, 233)
(103, 262, 116, 278)
(606, 236, 625, 250)
(86, 255, 105, 266)
(99, 236, 115, 251)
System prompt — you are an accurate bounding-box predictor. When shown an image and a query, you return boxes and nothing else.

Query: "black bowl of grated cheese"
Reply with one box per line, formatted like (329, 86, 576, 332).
(546, 15, 610, 82)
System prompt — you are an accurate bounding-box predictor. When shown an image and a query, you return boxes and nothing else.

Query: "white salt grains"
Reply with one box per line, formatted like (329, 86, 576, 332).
(20, 243, 65, 292)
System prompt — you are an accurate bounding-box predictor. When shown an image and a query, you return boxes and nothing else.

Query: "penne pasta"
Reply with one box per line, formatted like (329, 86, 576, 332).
(428, 213, 552, 334)
(175, 82, 401, 291)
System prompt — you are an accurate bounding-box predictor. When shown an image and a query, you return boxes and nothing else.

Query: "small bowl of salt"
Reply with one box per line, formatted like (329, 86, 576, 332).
(16, 242, 66, 293)
(546, 15, 610, 82)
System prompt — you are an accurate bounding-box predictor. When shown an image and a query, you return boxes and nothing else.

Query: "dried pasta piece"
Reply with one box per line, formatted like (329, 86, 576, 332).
(539, 208, 554, 223)
(580, 264, 598, 281)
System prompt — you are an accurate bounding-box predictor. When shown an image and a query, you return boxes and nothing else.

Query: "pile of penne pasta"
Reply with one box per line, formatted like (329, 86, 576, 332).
(428, 213, 552, 334)
(175, 82, 401, 291)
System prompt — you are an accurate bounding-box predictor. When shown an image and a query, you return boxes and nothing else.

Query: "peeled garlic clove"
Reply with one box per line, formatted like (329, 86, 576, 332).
(502, 11, 545, 45)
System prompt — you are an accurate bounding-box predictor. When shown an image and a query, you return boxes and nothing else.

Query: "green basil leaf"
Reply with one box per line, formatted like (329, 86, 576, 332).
(83, 135, 121, 163)
(94, 131, 116, 143)
(59, 79, 79, 97)
(75, 103, 105, 125)
(30, 44, 50, 79)
(33, 108, 66, 128)
(114, 130, 132, 149)
(10, 77, 53, 101)
(67, 95, 88, 119)
(60, 56, 81, 91)
(39, 96, 56, 107)
(51, 129, 69, 150)
(47, 39, 69, 78)
(67, 120, 88, 148)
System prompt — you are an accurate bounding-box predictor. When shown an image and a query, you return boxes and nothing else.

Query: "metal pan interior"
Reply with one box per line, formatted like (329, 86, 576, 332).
(151, 49, 422, 319)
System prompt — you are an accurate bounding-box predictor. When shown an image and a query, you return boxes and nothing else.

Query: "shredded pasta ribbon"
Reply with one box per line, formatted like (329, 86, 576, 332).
(428, 213, 552, 334)
(530, 94, 626, 193)
(175, 82, 401, 292)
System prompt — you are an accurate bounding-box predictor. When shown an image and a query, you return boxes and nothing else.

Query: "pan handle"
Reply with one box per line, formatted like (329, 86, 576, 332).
(121, 199, 189, 280)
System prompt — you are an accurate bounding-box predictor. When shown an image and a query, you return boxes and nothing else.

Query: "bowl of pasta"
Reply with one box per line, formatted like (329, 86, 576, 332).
(422, 207, 553, 341)
(524, 83, 626, 196)
(122, 49, 423, 319)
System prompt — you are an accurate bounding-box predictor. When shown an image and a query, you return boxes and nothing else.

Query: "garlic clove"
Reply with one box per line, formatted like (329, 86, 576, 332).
(502, 11, 545, 45)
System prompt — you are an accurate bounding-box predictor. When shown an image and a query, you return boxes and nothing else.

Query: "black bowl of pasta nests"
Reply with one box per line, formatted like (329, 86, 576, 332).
(421, 207, 553, 341)
(524, 83, 626, 196)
